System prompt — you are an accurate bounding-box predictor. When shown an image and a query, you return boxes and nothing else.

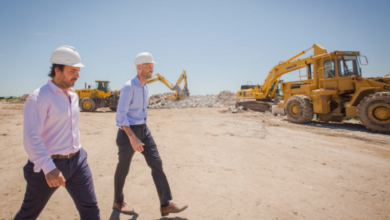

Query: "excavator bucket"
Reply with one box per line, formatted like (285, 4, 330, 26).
(172, 84, 190, 99)
(181, 88, 190, 98)
(147, 70, 190, 100)
(172, 84, 182, 97)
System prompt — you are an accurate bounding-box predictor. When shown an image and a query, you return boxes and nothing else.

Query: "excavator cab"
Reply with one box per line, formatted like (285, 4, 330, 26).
(269, 81, 283, 97)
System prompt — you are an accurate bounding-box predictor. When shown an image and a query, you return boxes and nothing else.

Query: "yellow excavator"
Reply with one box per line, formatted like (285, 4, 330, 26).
(236, 45, 326, 111)
(238, 44, 390, 133)
(147, 70, 190, 100)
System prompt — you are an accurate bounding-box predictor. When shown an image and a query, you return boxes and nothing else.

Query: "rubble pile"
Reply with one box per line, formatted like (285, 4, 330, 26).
(19, 94, 29, 101)
(148, 90, 238, 109)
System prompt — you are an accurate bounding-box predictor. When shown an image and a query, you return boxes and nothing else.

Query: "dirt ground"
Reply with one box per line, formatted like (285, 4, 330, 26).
(0, 101, 389, 220)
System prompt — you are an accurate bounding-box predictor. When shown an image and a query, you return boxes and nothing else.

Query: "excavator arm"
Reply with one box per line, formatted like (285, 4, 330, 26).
(236, 44, 328, 112)
(238, 44, 328, 100)
(260, 44, 327, 99)
(175, 70, 189, 98)
(147, 70, 190, 100)
(147, 73, 175, 90)
(175, 70, 186, 85)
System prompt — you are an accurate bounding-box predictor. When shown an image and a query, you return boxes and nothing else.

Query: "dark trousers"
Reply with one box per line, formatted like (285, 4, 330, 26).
(114, 124, 172, 205)
(14, 148, 100, 220)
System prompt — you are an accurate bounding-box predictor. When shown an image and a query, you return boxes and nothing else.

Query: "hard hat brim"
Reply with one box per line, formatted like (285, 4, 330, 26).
(50, 61, 85, 68)
(133, 61, 156, 67)
(72, 63, 85, 68)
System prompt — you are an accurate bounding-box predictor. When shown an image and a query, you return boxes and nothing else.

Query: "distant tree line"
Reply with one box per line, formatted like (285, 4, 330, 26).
(0, 96, 21, 101)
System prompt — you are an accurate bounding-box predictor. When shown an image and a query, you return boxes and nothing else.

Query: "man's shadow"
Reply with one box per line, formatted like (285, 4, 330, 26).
(109, 208, 139, 220)
(109, 208, 188, 220)
(155, 218, 188, 220)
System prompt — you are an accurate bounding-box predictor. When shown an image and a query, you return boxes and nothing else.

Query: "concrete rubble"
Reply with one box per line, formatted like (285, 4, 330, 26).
(147, 90, 286, 118)
(148, 90, 241, 109)
(20, 94, 29, 101)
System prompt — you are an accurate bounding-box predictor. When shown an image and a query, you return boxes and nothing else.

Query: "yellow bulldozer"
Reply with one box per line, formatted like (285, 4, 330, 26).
(75, 70, 189, 112)
(237, 44, 390, 133)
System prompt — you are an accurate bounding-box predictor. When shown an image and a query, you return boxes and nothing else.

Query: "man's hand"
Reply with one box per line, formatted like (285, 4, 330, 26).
(45, 168, 66, 188)
(129, 136, 144, 152)
(122, 125, 145, 152)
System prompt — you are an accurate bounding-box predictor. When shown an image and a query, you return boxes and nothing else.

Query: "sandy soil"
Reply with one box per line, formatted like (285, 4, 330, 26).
(0, 101, 389, 220)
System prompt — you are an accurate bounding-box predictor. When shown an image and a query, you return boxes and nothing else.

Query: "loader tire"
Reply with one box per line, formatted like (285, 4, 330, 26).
(357, 92, 390, 133)
(80, 98, 96, 112)
(109, 107, 117, 112)
(286, 95, 313, 123)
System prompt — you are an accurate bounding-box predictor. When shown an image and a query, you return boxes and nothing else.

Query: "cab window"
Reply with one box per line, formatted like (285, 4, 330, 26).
(95, 82, 109, 93)
(323, 59, 335, 78)
(338, 56, 359, 77)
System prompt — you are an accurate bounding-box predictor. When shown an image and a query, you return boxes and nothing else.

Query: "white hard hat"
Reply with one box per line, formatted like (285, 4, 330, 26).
(134, 52, 155, 66)
(49, 45, 85, 67)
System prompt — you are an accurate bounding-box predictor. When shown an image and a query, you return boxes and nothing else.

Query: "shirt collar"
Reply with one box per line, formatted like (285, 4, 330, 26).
(133, 76, 146, 88)
(47, 79, 74, 93)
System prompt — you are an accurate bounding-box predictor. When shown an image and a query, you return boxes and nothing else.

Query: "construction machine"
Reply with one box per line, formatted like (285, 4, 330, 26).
(147, 70, 190, 100)
(236, 45, 324, 112)
(238, 44, 390, 133)
(75, 80, 119, 112)
(75, 70, 189, 112)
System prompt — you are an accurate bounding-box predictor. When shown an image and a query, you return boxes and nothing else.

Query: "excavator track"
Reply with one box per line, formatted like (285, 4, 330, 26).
(235, 101, 273, 112)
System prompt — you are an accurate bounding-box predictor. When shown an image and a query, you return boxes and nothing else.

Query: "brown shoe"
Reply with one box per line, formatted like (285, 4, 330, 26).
(113, 201, 135, 215)
(160, 202, 188, 216)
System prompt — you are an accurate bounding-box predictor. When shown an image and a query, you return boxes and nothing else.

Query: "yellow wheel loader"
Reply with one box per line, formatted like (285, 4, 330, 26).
(75, 80, 119, 112)
(238, 44, 390, 133)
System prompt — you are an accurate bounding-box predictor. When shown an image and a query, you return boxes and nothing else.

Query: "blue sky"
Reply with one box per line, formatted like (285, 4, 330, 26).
(1, 0, 389, 97)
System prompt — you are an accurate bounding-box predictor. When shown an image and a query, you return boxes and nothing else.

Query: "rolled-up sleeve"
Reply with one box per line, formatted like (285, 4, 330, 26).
(23, 94, 56, 175)
(116, 84, 132, 129)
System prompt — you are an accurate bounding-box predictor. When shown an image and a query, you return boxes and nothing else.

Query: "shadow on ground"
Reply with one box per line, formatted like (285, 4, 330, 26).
(109, 208, 139, 220)
(108, 209, 188, 220)
(282, 119, 382, 134)
(154, 217, 188, 220)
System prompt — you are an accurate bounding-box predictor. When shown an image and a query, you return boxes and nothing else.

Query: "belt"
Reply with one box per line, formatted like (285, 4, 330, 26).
(51, 152, 77, 159)
(130, 124, 146, 128)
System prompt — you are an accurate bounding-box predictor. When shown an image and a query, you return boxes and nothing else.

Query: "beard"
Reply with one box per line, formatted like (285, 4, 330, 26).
(141, 70, 153, 79)
(67, 78, 78, 87)
(61, 77, 77, 88)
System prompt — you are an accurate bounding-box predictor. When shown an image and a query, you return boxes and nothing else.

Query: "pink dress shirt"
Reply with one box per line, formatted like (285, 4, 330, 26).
(23, 80, 81, 174)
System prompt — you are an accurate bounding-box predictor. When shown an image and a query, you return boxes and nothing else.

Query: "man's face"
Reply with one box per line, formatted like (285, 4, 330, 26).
(55, 65, 80, 89)
(140, 63, 154, 80)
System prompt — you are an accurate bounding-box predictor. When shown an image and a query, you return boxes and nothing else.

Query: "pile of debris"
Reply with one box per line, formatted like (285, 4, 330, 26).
(148, 90, 240, 109)
(20, 94, 29, 101)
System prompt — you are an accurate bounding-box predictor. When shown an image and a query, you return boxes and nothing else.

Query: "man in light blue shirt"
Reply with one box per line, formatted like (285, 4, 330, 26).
(115, 75, 149, 127)
(113, 52, 188, 217)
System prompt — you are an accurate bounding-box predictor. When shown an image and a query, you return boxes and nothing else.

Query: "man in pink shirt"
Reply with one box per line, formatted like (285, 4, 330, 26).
(14, 46, 100, 220)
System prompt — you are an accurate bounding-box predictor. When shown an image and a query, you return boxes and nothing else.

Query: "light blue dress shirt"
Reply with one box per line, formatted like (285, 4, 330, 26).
(116, 76, 148, 128)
